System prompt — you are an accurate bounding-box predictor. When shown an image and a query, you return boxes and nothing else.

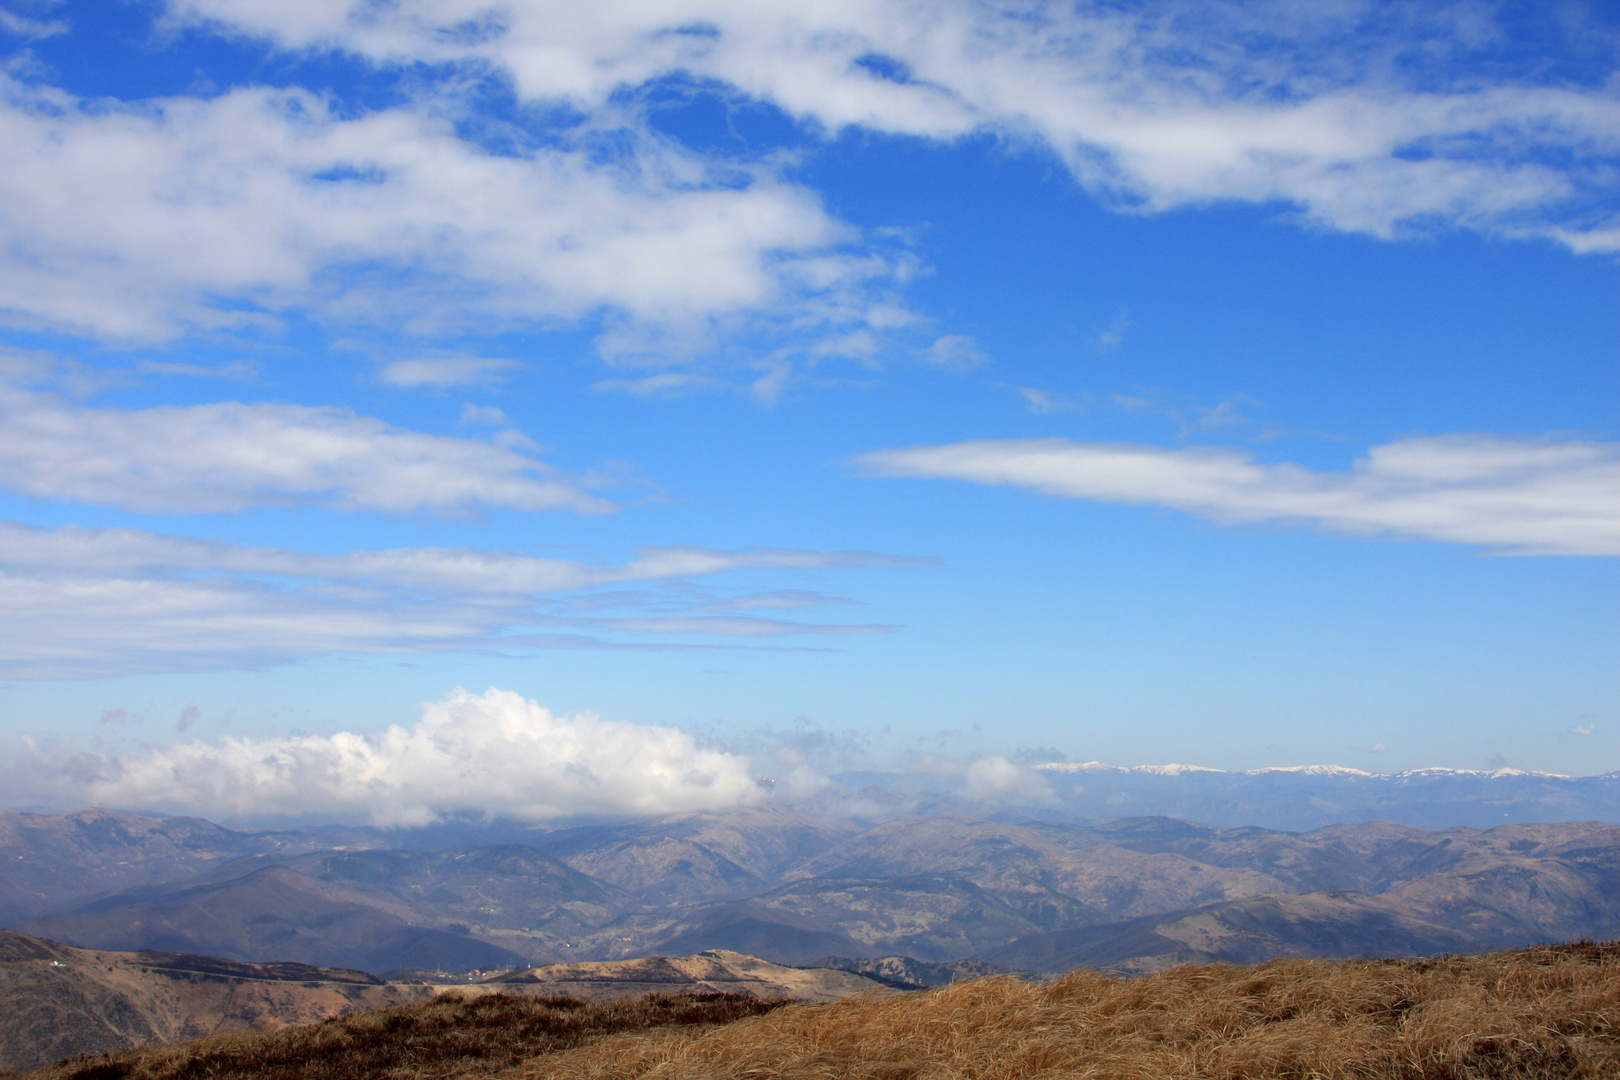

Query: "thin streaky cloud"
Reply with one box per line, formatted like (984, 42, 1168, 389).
(0, 524, 918, 590)
(857, 435, 1620, 556)
(380, 357, 522, 388)
(136, 359, 257, 381)
(0, 384, 610, 515)
(583, 615, 893, 637)
(701, 589, 861, 611)
(1012, 386, 1081, 415)
(0, 8, 66, 39)
(591, 373, 732, 397)
(0, 521, 914, 677)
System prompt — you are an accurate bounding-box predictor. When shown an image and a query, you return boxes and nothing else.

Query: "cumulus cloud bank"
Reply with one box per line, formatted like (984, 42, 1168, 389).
(0, 521, 904, 677)
(0, 383, 607, 515)
(62, 687, 765, 825)
(858, 435, 1620, 556)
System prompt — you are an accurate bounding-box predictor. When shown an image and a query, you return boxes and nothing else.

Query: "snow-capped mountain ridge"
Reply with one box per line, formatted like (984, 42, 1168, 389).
(1034, 762, 1583, 781)
(1001, 759, 1618, 830)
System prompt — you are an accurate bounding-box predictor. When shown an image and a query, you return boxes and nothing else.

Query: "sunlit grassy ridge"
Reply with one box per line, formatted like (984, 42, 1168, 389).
(22, 943, 1620, 1080)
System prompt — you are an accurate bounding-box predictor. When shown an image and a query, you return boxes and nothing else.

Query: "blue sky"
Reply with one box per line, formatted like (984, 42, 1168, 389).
(0, 0, 1615, 823)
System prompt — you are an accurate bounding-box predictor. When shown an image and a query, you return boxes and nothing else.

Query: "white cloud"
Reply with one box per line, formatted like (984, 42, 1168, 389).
(1095, 311, 1132, 350)
(0, 344, 121, 396)
(380, 357, 522, 388)
(163, 0, 1620, 252)
(0, 77, 892, 344)
(963, 754, 1054, 803)
(0, 383, 609, 514)
(0, 7, 66, 39)
(458, 403, 510, 425)
(857, 434, 1620, 556)
(703, 589, 854, 611)
(1173, 400, 1250, 436)
(40, 687, 764, 825)
(922, 334, 987, 370)
(0, 521, 906, 677)
(1012, 386, 1080, 415)
(1571, 724, 1596, 736)
(0, 3, 1605, 356)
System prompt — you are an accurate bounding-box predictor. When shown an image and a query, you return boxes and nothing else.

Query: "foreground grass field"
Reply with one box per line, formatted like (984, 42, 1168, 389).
(20, 942, 1620, 1080)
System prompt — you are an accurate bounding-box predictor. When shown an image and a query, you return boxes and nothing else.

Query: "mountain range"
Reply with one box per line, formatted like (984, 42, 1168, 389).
(7, 798, 1619, 978)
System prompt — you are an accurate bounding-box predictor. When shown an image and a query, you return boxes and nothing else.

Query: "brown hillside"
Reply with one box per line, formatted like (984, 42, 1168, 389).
(13, 942, 1620, 1080)
(489, 945, 887, 1003)
(0, 932, 430, 1072)
(0, 932, 888, 1071)
(486, 949, 889, 1002)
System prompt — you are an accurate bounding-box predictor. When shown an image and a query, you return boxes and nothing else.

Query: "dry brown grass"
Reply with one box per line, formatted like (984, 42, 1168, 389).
(21, 993, 786, 1080)
(17, 943, 1620, 1080)
(515, 942, 1620, 1080)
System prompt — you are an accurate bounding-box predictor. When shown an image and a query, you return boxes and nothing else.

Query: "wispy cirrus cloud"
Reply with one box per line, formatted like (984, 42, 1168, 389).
(15, 687, 766, 825)
(163, 0, 1620, 252)
(0, 521, 910, 677)
(857, 434, 1620, 556)
(580, 615, 888, 638)
(0, 383, 610, 514)
(0, 77, 896, 348)
(0, 7, 66, 40)
(1011, 386, 1083, 415)
(0, 2, 1607, 366)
